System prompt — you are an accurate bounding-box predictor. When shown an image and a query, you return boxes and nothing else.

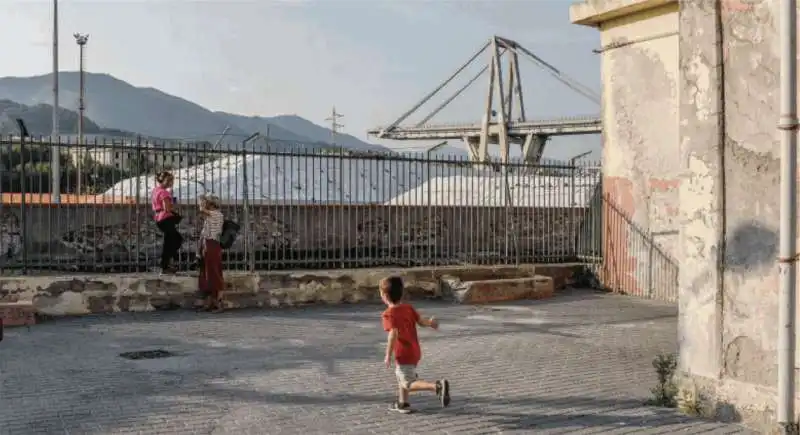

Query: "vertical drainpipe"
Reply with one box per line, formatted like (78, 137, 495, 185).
(713, 0, 728, 385)
(777, 0, 798, 431)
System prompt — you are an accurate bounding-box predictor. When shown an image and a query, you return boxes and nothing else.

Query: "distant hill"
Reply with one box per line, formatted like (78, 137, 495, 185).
(0, 99, 133, 137)
(0, 72, 392, 153)
(217, 112, 390, 154)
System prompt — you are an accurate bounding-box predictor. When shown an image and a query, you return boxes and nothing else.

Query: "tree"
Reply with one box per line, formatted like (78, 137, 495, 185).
(126, 152, 155, 175)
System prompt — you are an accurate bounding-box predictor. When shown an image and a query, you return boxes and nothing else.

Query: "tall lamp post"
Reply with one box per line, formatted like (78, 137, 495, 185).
(74, 33, 88, 194)
(51, 0, 60, 202)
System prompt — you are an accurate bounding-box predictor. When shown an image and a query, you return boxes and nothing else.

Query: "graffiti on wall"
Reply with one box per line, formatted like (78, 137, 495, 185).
(0, 203, 588, 271)
(0, 209, 21, 260)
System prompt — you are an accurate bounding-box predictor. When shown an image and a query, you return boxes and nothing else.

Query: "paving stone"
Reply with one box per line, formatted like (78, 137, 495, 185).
(0, 289, 755, 434)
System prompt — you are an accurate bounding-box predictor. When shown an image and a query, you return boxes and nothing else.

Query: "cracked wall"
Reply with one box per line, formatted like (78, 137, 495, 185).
(573, 0, 795, 427)
(598, 2, 681, 299)
(679, 0, 793, 428)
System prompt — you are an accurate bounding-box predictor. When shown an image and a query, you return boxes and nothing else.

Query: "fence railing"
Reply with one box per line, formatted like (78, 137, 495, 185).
(0, 136, 602, 275)
(593, 192, 679, 302)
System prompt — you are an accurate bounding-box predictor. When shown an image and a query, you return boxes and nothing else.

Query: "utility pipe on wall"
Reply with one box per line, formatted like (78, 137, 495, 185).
(777, 0, 798, 431)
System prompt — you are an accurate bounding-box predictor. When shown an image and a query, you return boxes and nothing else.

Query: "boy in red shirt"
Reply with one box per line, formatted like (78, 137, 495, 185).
(380, 276, 451, 413)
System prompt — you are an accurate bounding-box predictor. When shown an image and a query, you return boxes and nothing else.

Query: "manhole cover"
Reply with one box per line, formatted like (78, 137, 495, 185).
(119, 349, 176, 360)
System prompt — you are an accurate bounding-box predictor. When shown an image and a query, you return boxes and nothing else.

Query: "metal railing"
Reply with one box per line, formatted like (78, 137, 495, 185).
(0, 136, 603, 275)
(587, 192, 679, 302)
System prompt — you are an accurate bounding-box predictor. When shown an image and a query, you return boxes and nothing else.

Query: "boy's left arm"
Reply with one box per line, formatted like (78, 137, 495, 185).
(415, 310, 439, 329)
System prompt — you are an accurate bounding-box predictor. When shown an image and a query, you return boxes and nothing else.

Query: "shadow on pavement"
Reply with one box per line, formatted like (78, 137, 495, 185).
(182, 387, 753, 433)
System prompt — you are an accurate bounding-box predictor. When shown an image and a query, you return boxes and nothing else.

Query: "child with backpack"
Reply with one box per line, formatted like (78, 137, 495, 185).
(197, 195, 225, 312)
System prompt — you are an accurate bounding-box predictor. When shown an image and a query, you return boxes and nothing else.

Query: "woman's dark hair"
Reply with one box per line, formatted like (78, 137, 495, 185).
(155, 171, 173, 185)
(380, 276, 404, 303)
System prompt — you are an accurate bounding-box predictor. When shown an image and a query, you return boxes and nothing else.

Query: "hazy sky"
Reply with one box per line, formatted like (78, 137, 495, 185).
(0, 0, 601, 158)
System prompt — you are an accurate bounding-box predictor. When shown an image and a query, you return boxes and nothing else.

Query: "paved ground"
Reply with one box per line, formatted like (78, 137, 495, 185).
(0, 289, 754, 434)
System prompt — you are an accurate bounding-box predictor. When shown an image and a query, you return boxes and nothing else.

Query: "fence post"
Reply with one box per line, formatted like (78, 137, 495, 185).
(571, 164, 577, 206)
(571, 164, 577, 259)
(532, 166, 537, 266)
(241, 147, 253, 272)
(135, 136, 142, 271)
(502, 163, 519, 265)
(19, 135, 27, 275)
(503, 164, 510, 262)
(339, 150, 345, 268)
(427, 158, 433, 267)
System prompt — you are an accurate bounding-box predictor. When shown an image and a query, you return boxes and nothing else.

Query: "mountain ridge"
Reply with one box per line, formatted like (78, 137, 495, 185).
(0, 72, 393, 153)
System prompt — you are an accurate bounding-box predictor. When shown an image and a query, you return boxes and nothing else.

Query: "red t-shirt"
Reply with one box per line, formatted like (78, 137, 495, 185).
(382, 304, 421, 365)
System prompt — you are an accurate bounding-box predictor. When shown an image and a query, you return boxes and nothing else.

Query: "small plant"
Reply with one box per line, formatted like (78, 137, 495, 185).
(646, 353, 678, 408)
(677, 382, 704, 416)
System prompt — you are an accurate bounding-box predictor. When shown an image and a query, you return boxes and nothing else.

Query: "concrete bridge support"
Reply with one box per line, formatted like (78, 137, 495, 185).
(463, 133, 549, 164)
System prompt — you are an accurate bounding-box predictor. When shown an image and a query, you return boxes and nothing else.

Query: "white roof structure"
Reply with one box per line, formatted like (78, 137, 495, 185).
(102, 153, 474, 204)
(385, 174, 599, 208)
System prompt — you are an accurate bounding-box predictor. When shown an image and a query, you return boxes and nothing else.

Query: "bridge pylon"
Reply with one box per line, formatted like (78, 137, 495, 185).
(369, 35, 601, 164)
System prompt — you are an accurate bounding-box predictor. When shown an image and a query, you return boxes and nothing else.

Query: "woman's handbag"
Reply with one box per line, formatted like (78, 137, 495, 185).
(219, 220, 241, 249)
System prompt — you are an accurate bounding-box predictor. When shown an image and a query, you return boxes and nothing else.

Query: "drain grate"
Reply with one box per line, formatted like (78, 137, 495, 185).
(119, 349, 176, 360)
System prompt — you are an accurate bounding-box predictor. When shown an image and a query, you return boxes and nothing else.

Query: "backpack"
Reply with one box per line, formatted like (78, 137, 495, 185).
(219, 220, 241, 250)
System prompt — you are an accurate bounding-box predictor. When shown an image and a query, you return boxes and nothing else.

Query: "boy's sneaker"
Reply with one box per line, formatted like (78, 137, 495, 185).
(389, 401, 413, 414)
(436, 379, 451, 407)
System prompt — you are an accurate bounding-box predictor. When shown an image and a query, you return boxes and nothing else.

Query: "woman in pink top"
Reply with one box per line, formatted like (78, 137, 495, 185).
(152, 171, 183, 273)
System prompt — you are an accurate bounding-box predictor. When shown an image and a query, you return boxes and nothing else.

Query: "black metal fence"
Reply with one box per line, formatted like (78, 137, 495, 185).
(0, 136, 602, 275)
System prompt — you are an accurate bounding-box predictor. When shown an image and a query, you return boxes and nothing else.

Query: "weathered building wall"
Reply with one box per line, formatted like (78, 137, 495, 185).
(680, 0, 791, 429)
(572, 0, 680, 300)
(575, 0, 798, 429)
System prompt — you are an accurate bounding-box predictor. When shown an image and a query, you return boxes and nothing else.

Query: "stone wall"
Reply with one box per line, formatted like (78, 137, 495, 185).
(0, 264, 544, 316)
(0, 202, 592, 273)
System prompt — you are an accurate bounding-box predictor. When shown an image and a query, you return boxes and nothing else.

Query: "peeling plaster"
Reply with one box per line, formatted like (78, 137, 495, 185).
(576, 0, 798, 428)
(600, 7, 680, 298)
(684, 53, 714, 121)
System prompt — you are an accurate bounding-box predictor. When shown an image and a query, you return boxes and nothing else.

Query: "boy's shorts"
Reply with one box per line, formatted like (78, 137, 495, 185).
(395, 364, 418, 389)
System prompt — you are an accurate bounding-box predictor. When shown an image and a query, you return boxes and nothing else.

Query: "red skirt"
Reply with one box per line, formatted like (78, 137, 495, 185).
(198, 239, 224, 299)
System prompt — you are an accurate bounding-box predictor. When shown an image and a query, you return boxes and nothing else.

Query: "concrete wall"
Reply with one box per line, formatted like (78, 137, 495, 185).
(573, 0, 797, 429)
(679, 0, 790, 429)
(572, 0, 680, 299)
(0, 202, 592, 272)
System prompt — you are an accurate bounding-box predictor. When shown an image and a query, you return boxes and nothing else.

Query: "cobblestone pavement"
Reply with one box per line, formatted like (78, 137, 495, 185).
(0, 289, 754, 434)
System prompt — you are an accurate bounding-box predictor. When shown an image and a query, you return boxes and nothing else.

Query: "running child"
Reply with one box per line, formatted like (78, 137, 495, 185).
(380, 276, 450, 413)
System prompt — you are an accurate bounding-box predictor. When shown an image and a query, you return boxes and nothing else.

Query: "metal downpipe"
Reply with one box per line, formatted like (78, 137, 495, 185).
(778, 0, 799, 431)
